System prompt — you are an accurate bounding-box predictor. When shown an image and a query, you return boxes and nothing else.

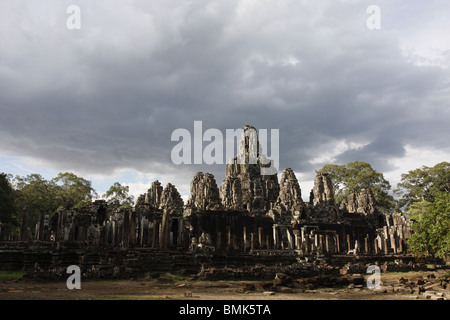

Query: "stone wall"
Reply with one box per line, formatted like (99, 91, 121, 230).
(21, 125, 411, 260)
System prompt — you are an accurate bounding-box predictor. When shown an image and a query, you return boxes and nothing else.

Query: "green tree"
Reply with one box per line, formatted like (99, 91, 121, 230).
(395, 162, 450, 211)
(407, 192, 450, 260)
(12, 172, 97, 233)
(405, 200, 432, 223)
(51, 172, 97, 209)
(317, 161, 395, 213)
(14, 174, 58, 211)
(103, 182, 135, 211)
(13, 174, 59, 232)
(0, 173, 19, 239)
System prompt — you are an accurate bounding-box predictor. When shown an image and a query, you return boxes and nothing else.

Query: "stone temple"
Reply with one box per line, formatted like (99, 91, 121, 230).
(1, 125, 412, 279)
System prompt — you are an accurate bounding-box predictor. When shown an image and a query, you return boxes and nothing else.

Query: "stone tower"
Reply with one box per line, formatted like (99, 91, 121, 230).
(221, 125, 279, 212)
(277, 168, 304, 212)
(312, 173, 335, 206)
(187, 172, 222, 211)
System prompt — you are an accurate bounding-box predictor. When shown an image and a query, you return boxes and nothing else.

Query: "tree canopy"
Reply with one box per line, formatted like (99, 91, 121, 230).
(103, 182, 135, 211)
(395, 162, 449, 260)
(395, 162, 450, 211)
(0, 173, 18, 238)
(13, 172, 97, 212)
(52, 172, 97, 209)
(10, 172, 98, 235)
(317, 161, 395, 213)
(407, 192, 450, 260)
(2, 172, 139, 238)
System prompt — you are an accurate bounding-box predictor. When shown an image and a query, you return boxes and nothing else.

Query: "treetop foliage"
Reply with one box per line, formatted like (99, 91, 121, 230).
(0, 172, 19, 236)
(407, 191, 450, 259)
(103, 182, 135, 211)
(317, 161, 395, 214)
(395, 161, 449, 211)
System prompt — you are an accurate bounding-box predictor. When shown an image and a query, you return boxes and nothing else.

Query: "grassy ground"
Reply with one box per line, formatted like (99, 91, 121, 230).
(0, 271, 26, 283)
(0, 269, 447, 300)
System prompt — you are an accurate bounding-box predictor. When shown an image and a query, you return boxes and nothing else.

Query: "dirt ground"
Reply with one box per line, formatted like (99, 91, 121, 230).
(0, 270, 447, 300)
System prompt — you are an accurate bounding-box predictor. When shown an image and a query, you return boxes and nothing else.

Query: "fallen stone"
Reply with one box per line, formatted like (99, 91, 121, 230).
(398, 277, 408, 284)
(417, 279, 426, 285)
(423, 291, 436, 299)
(397, 286, 412, 294)
(305, 290, 318, 293)
(273, 273, 291, 287)
(347, 274, 364, 285)
(244, 283, 256, 291)
(254, 283, 265, 292)
(339, 268, 349, 275)
(374, 286, 388, 293)
(278, 286, 294, 293)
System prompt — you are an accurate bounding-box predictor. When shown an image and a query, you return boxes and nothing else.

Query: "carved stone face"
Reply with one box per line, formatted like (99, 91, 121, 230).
(330, 207, 338, 222)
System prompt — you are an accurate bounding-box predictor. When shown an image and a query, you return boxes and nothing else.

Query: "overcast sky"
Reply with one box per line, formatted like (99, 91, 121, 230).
(1, 0, 449, 202)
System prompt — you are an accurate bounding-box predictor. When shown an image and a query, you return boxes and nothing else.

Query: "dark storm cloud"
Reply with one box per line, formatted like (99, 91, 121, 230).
(0, 0, 449, 192)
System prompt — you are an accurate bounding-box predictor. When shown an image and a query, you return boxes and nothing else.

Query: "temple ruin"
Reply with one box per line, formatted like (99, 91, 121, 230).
(0, 125, 413, 279)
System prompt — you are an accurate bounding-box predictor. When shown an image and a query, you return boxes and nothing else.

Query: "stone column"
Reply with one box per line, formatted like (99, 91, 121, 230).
(319, 234, 324, 254)
(296, 233, 301, 250)
(286, 229, 293, 250)
(273, 225, 278, 249)
(383, 236, 389, 255)
(390, 232, 397, 254)
(129, 210, 136, 248)
(336, 234, 340, 253)
(251, 233, 254, 251)
(314, 233, 319, 249)
(365, 235, 369, 254)
(243, 227, 247, 253)
(217, 231, 222, 250)
(148, 221, 153, 246)
(111, 220, 116, 245)
(258, 227, 263, 249)
(160, 209, 169, 249)
(159, 221, 163, 248)
(177, 218, 182, 246)
(152, 219, 158, 249)
(139, 218, 145, 246)
(346, 234, 351, 252)
(169, 231, 174, 246)
(20, 208, 28, 241)
(123, 209, 130, 248)
(304, 234, 310, 254)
